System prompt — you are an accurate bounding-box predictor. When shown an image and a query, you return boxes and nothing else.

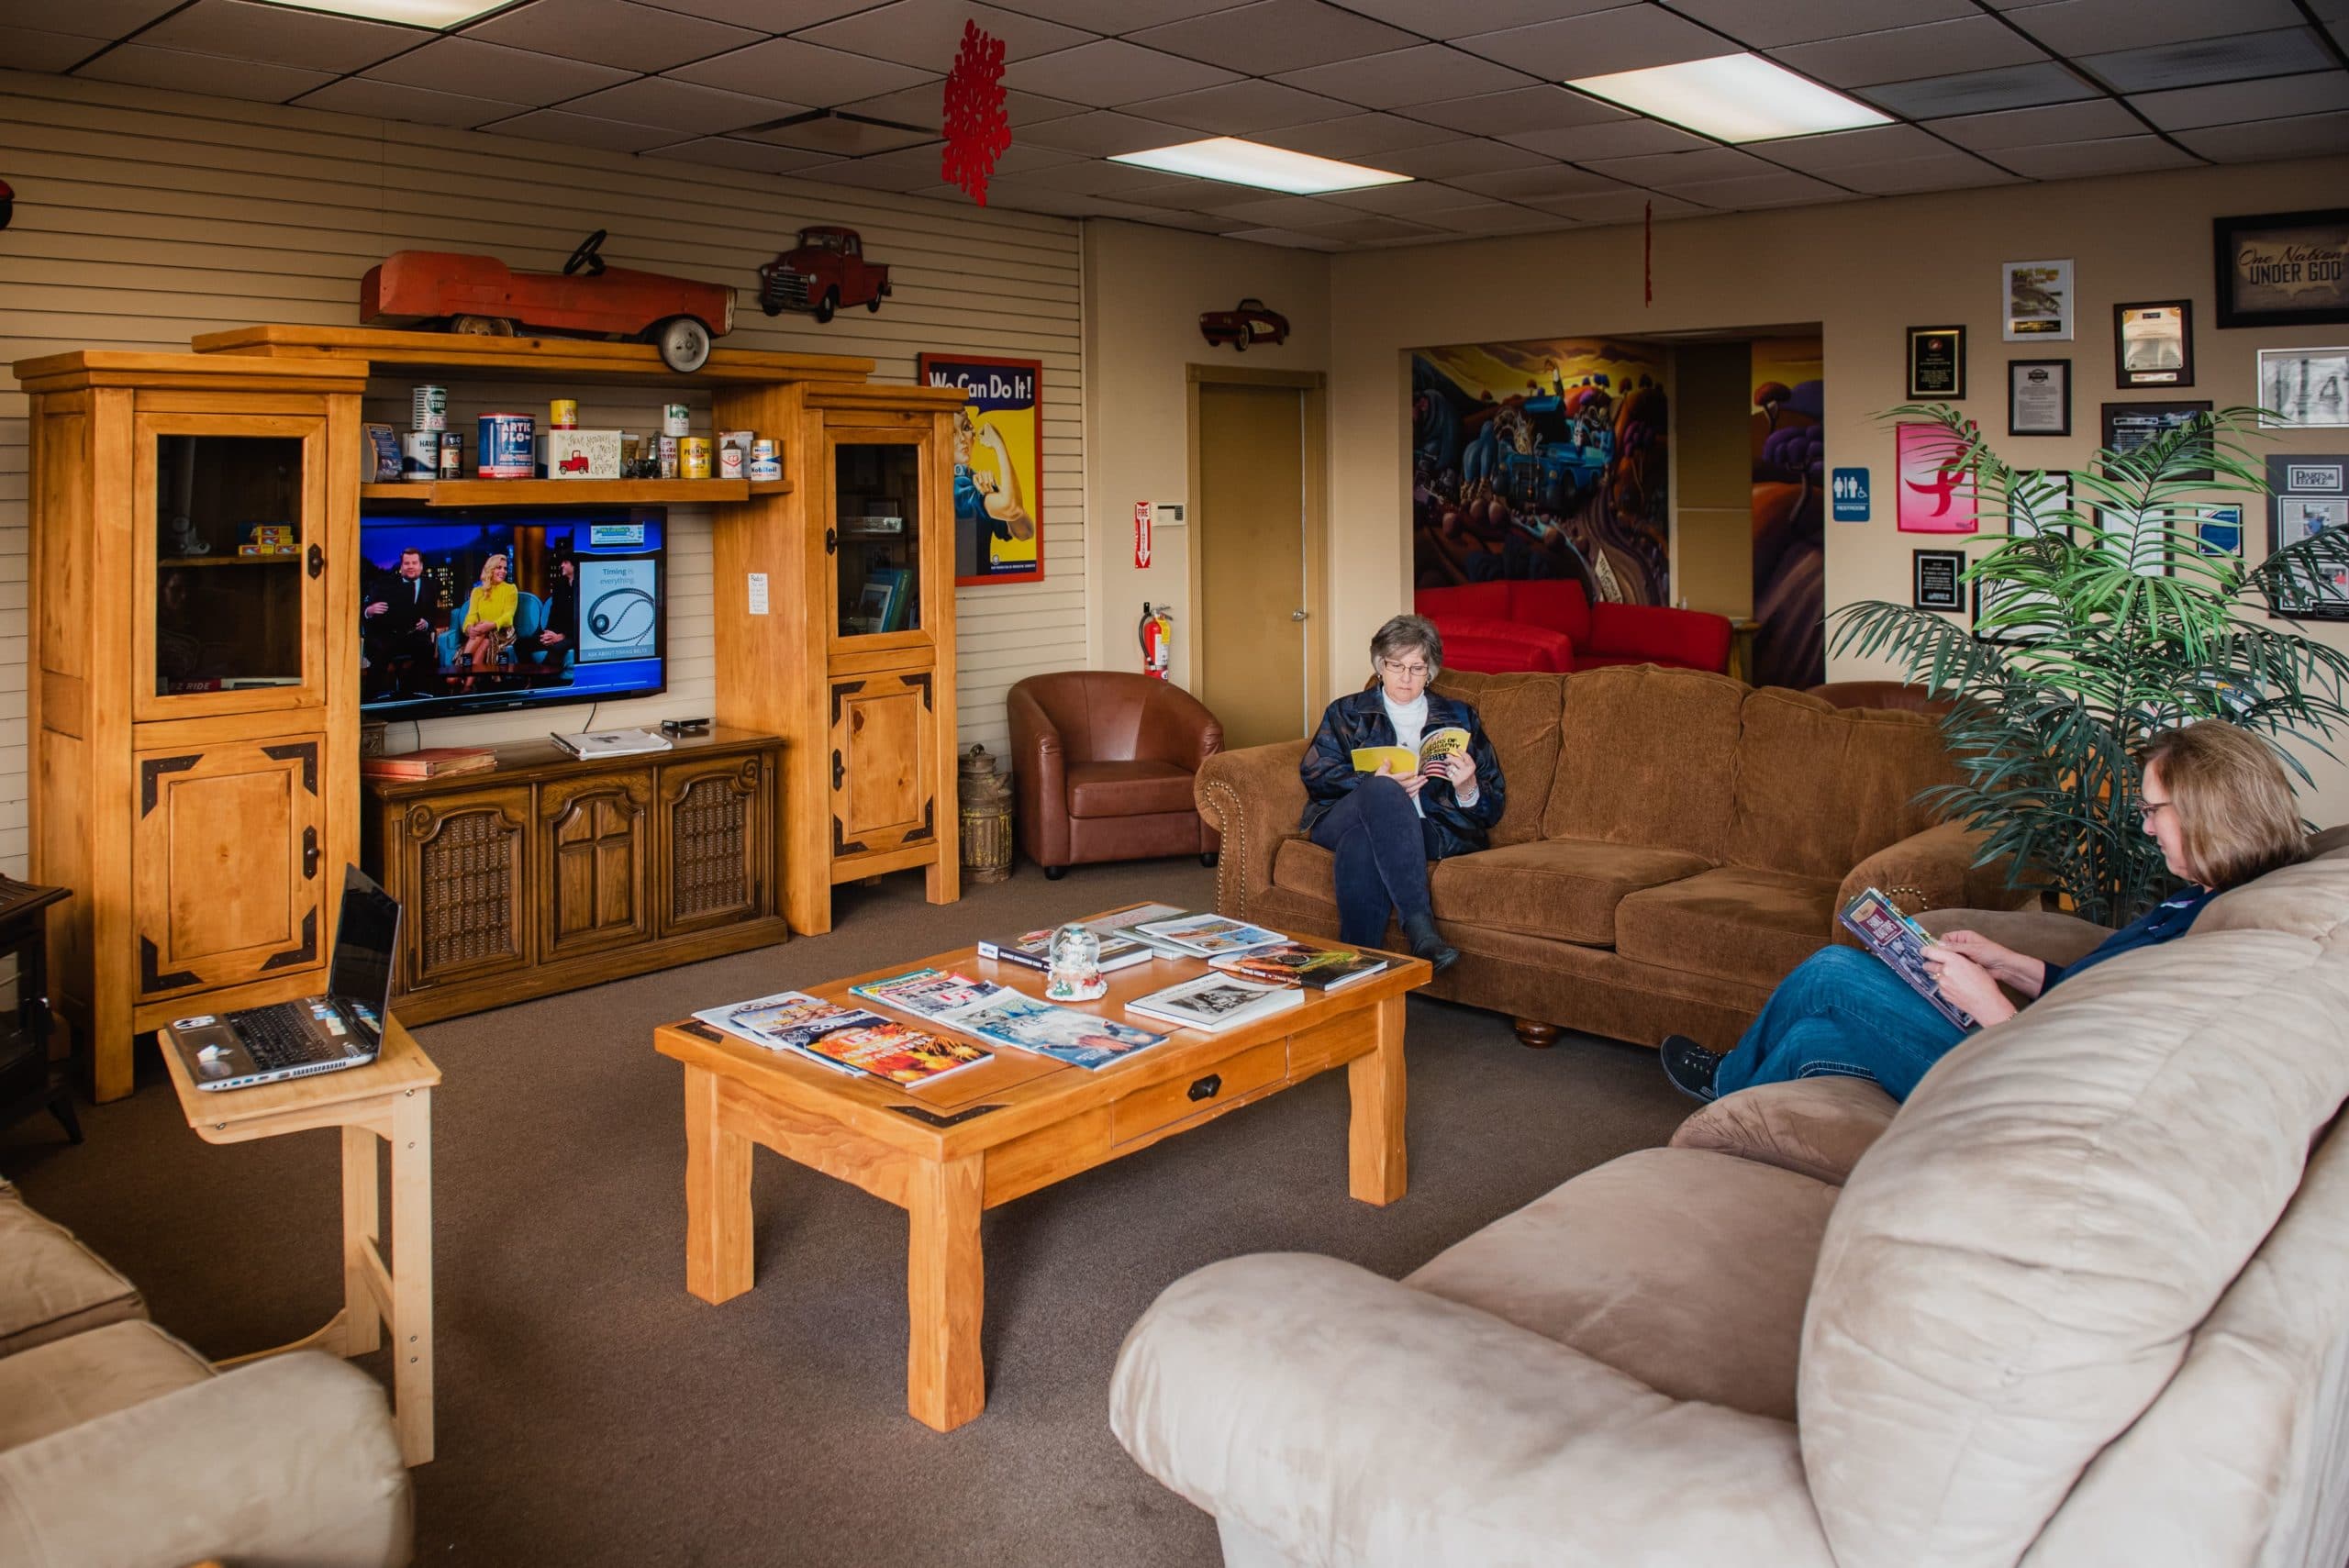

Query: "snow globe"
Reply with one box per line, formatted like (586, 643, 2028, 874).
(1044, 922, 1106, 1002)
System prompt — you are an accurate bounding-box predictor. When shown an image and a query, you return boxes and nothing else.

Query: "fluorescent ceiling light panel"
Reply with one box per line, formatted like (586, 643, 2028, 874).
(259, 0, 509, 26)
(1568, 54, 1890, 142)
(1111, 137, 1408, 193)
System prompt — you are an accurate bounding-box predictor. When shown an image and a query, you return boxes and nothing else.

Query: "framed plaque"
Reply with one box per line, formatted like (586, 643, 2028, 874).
(1912, 549, 1966, 611)
(2103, 401, 2213, 480)
(2114, 301, 2193, 388)
(2008, 358, 2071, 436)
(2267, 454, 2349, 620)
(2215, 208, 2349, 328)
(1908, 325, 1966, 399)
(2001, 259, 2074, 341)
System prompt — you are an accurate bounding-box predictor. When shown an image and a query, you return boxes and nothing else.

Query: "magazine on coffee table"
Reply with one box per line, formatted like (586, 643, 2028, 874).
(1128, 973, 1306, 1033)
(1839, 887, 1974, 1029)
(693, 990, 986, 1084)
(1131, 913, 1289, 959)
(946, 992, 1170, 1070)
(976, 926, 1155, 973)
(1209, 942, 1389, 991)
(802, 1019, 992, 1086)
(849, 968, 1017, 1020)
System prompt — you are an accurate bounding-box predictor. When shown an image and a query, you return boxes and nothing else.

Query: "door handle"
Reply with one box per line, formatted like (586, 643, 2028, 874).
(830, 750, 845, 790)
(301, 826, 319, 879)
(825, 527, 838, 555)
(1290, 608, 1309, 621)
(1186, 1073, 1222, 1102)
(306, 543, 326, 579)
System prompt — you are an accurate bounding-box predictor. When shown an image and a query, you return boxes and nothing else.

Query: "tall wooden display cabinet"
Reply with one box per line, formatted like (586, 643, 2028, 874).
(18, 352, 366, 1101)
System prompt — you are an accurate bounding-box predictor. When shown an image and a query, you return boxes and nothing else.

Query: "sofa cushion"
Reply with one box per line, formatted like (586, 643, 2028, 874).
(1427, 615, 1574, 674)
(1542, 666, 1745, 861)
(1408, 1147, 1838, 1421)
(1504, 577, 1592, 644)
(1066, 760, 1196, 819)
(1271, 834, 1340, 902)
(0, 1319, 212, 1451)
(1431, 670, 1564, 847)
(0, 1184, 145, 1358)
(1730, 686, 1955, 880)
(1429, 840, 1712, 945)
(1414, 582, 1508, 621)
(1670, 1076, 1900, 1186)
(1615, 864, 1840, 988)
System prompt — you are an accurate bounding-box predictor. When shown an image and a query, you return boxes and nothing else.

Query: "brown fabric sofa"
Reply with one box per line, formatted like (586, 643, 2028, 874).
(1194, 665, 2023, 1050)
(1008, 671, 1224, 879)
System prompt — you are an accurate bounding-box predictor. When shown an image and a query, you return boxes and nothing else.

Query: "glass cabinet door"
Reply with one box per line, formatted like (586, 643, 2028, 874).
(831, 439, 923, 642)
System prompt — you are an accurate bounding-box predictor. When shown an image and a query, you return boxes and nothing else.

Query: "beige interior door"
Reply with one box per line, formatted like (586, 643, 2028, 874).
(1197, 382, 1308, 750)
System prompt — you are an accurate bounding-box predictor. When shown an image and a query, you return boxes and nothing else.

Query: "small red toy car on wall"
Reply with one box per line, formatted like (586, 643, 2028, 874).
(759, 226, 891, 324)
(1199, 298, 1290, 351)
(360, 228, 736, 373)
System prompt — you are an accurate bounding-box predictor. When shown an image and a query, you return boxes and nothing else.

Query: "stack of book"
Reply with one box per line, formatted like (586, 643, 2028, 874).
(977, 926, 1156, 973)
(360, 746, 495, 782)
(1209, 941, 1389, 991)
(693, 989, 991, 1086)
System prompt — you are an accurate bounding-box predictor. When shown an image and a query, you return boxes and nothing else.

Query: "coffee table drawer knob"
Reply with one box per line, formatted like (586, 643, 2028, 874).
(1187, 1073, 1222, 1102)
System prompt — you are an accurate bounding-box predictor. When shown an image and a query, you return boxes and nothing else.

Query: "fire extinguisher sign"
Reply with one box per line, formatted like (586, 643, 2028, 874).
(1134, 502, 1152, 569)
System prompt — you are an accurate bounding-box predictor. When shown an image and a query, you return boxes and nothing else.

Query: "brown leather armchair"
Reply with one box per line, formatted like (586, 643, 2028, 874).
(1008, 672, 1224, 879)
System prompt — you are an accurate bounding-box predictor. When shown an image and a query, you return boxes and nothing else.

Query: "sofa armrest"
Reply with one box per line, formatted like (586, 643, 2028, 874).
(1912, 906, 2114, 969)
(1195, 741, 1309, 919)
(1008, 682, 1070, 870)
(1670, 1077, 1899, 1186)
(0, 1351, 412, 1568)
(1111, 1253, 1835, 1568)
(1832, 820, 2030, 947)
(1138, 681, 1227, 773)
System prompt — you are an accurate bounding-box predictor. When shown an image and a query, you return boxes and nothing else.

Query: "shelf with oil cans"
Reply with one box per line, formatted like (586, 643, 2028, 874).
(357, 478, 792, 506)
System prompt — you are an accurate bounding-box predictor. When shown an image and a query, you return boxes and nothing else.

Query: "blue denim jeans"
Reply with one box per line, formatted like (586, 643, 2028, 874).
(1712, 945, 1974, 1104)
(1308, 775, 1437, 948)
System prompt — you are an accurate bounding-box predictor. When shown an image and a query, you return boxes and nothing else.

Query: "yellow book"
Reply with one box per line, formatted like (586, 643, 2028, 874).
(1351, 726, 1469, 775)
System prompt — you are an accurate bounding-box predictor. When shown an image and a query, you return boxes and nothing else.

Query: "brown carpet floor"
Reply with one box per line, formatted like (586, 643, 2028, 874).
(3, 857, 1692, 1567)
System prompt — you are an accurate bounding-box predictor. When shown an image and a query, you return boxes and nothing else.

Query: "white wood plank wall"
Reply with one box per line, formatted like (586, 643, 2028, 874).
(0, 68, 1088, 873)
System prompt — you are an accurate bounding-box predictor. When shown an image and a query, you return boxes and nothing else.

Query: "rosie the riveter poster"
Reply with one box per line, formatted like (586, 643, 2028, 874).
(921, 353, 1043, 584)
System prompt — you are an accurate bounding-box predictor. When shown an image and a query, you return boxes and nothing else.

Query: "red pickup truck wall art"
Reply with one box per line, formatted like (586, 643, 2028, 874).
(758, 226, 893, 324)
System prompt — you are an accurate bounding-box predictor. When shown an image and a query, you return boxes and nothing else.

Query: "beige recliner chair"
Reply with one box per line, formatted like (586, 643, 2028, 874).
(1111, 833, 2349, 1566)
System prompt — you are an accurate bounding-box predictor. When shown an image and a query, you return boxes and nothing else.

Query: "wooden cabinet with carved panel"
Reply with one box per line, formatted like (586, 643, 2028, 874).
(362, 729, 784, 1026)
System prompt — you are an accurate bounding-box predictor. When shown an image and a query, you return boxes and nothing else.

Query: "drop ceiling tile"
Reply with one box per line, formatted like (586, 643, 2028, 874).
(795, 0, 1097, 73)
(1419, 203, 1578, 234)
(1924, 96, 2140, 149)
(1133, 78, 1363, 135)
(1312, 0, 1620, 39)
(562, 77, 804, 134)
(1825, 150, 2022, 193)
(641, 0, 875, 28)
(1110, 178, 1275, 210)
(652, 136, 846, 173)
(366, 38, 633, 105)
(1319, 179, 1497, 214)
(1501, 119, 1710, 160)
(1118, 208, 1260, 233)
(1001, 39, 1240, 106)
(462, 0, 762, 74)
(1667, 0, 1973, 49)
(668, 40, 939, 105)
(1271, 45, 1541, 110)
(1755, 123, 1943, 172)
(1219, 226, 1349, 250)
(294, 77, 527, 126)
(1454, 7, 1742, 81)
(1991, 133, 2200, 177)
(1256, 112, 1461, 157)
(139, 0, 417, 72)
(1580, 145, 1777, 185)
(79, 44, 336, 101)
(2001, 0, 2303, 56)
(2076, 28, 2335, 93)
(956, 178, 1168, 217)
(1775, 17, 2049, 88)
(1526, 188, 1708, 223)
(1208, 194, 1358, 226)
(833, 83, 1084, 130)
(1375, 138, 1553, 179)
(1016, 158, 1216, 195)
(1861, 61, 2099, 117)
(1015, 109, 1197, 155)
(740, 113, 939, 153)
(1664, 170, 1856, 207)
(1130, 0, 1418, 74)
(1292, 213, 1447, 242)
(480, 108, 690, 151)
(829, 139, 1078, 179)
(1447, 164, 1630, 201)
(0, 25, 97, 71)
(0, 0, 177, 39)
(1403, 84, 1627, 138)
(985, 0, 1256, 28)
(2172, 108, 2349, 161)
(2132, 71, 2349, 129)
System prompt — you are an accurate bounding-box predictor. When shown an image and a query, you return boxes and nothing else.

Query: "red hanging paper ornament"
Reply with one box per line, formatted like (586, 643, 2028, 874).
(941, 20, 1011, 206)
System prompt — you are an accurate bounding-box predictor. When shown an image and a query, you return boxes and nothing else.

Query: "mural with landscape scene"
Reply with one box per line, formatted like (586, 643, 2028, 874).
(1750, 336, 1825, 689)
(1411, 339, 1670, 606)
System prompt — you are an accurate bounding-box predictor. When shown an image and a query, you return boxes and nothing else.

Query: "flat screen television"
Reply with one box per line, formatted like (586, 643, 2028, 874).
(359, 506, 666, 721)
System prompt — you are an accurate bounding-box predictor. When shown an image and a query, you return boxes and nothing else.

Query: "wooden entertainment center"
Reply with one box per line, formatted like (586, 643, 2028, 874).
(18, 328, 968, 1098)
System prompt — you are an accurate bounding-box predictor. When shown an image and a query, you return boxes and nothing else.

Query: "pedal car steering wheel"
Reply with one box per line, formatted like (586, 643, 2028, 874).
(563, 228, 608, 278)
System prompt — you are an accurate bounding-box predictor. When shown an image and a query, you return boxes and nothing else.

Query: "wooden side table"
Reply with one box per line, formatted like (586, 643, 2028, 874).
(0, 874, 75, 1144)
(159, 1015, 440, 1465)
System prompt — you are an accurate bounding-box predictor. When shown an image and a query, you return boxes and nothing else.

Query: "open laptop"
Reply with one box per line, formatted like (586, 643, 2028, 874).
(169, 866, 402, 1093)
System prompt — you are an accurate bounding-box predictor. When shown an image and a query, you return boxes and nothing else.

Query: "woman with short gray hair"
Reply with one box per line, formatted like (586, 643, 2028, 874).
(1297, 614, 1505, 973)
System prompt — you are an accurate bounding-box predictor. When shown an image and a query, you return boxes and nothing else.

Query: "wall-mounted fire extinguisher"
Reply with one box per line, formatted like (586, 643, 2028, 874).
(1139, 601, 1174, 679)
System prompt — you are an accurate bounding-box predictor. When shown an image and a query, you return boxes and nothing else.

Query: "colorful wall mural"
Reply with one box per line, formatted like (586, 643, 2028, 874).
(1750, 337, 1825, 689)
(1410, 339, 1671, 606)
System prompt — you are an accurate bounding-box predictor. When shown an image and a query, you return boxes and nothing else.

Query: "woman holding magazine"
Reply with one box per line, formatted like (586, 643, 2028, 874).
(1660, 720, 2309, 1103)
(1298, 614, 1505, 974)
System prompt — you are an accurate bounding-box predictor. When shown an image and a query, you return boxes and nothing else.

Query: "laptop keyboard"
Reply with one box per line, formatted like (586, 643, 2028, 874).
(227, 1006, 346, 1070)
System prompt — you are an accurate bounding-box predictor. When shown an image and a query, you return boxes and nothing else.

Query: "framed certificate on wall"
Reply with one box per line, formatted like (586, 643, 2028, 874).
(2008, 359, 2070, 436)
(1908, 325, 1966, 399)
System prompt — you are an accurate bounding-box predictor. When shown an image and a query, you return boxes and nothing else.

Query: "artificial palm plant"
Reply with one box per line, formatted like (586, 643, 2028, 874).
(1831, 404, 2349, 925)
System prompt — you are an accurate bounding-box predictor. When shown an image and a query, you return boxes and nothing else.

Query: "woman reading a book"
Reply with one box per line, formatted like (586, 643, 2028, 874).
(1660, 721, 2309, 1104)
(1298, 614, 1505, 974)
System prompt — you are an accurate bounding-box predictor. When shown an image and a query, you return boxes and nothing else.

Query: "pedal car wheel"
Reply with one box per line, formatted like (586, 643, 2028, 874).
(451, 314, 514, 337)
(813, 287, 839, 325)
(654, 317, 712, 373)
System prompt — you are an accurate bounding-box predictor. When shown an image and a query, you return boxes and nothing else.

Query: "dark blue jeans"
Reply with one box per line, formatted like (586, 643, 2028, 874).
(1712, 945, 1974, 1104)
(1308, 776, 1438, 948)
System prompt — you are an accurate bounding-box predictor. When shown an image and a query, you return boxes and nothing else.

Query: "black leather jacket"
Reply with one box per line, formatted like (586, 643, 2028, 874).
(1298, 689, 1506, 861)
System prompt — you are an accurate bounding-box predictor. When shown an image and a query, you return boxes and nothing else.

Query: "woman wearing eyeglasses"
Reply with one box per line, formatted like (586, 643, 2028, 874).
(1297, 614, 1505, 973)
(1659, 719, 2310, 1104)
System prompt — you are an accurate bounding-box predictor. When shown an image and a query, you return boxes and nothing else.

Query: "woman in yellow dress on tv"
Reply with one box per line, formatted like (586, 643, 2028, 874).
(455, 551, 517, 678)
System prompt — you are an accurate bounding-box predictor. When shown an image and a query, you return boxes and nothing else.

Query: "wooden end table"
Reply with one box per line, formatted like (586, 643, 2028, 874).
(653, 926, 1427, 1431)
(160, 1015, 440, 1465)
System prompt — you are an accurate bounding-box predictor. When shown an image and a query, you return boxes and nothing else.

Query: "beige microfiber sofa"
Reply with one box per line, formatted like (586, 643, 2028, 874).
(1110, 831, 2349, 1567)
(1194, 664, 2024, 1049)
(0, 1179, 412, 1566)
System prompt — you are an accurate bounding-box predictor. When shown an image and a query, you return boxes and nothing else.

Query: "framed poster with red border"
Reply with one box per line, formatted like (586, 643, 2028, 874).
(920, 352, 1044, 585)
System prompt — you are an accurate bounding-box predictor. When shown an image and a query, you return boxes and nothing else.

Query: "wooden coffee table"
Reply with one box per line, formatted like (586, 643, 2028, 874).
(652, 924, 1429, 1431)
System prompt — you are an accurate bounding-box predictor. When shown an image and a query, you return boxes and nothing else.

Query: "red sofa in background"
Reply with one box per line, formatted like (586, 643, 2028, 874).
(1416, 581, 1732, 675)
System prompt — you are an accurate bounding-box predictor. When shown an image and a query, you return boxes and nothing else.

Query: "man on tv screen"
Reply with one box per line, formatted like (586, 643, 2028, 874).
(362, 546, 438, 699)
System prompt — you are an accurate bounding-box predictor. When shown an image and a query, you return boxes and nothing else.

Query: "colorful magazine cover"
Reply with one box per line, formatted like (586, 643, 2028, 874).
(1209, 942, 1389, 989)
(949, 991, 1169, 1070)
(1839, 887, 1974, 1029)
(1128, 973, 1306, 1032)
(803, 1020, 991, 1086)
(691, 990, 886, 1076)
(1133, 913, 1288, 958)
(849, 968, 1015, 1020)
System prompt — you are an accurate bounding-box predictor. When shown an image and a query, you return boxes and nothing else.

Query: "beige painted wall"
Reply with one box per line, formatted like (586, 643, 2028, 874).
(1082, 220, 1329, 692)
(1325, 156, 2349, 822)
(1672, 339, 1754, 619)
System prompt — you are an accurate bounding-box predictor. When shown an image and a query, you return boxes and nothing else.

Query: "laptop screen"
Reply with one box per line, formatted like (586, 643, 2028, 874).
(328, 866, 402, 1045)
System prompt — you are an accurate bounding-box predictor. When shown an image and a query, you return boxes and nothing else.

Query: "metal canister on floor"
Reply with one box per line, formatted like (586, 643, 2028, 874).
(958, 743, 1013, 884)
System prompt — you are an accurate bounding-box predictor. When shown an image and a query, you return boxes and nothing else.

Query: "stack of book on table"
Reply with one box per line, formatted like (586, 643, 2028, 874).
(977, 925, 1156, 973)
(1209, 941, 1390, 991)
(852, 969, 1171, 1070)
(360, 746, 495, 782)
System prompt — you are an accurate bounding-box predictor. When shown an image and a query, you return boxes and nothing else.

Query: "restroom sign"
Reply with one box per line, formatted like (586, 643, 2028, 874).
(1831, 467, 1871, 522)
(1134, 501, 1152, 568)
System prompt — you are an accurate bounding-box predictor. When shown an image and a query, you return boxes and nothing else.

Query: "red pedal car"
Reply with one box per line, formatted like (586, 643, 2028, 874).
(360, 228, 735, 373)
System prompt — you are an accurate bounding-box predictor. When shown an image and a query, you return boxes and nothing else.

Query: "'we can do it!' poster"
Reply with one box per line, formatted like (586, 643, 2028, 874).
(920, 353, 1043, 585)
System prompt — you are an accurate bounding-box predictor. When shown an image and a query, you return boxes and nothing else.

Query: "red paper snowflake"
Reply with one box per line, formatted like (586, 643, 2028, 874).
(941, 20, 1011, 206)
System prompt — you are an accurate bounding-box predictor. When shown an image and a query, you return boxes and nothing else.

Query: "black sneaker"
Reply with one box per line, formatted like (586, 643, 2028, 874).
(1659, 1034, 1722, 1102)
